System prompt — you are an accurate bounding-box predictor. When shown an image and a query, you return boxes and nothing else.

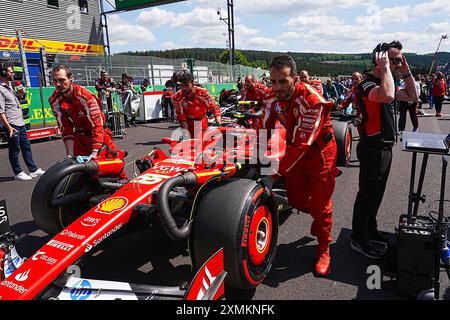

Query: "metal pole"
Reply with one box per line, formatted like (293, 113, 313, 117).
(230, 0, 235, 81)
(227, 0, 234, 82)
(100, 0, 112, 71)
(16, 29, 31, 87)
(428, 35, 445, 76)
(38, 73, 46, 128)
(149, 57, 155, 85)
(39, 47, 49, 87)
(227, 40, 232, 82)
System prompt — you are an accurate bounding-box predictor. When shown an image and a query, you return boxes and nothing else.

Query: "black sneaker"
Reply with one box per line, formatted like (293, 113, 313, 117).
(369, 231, 388, 245)
(350, 238, 385, 259)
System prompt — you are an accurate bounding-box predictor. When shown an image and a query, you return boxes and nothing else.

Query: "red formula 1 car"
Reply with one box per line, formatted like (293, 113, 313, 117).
(0, 127, 289, 300)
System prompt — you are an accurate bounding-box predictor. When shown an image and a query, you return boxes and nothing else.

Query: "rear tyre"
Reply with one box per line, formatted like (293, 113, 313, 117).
(191, 179, 278, 290)
(31, 159, 96, 235)
(333, 121, 352, 167)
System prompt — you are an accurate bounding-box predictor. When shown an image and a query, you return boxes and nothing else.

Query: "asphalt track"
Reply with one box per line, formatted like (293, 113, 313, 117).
(1, 103, 450, 300)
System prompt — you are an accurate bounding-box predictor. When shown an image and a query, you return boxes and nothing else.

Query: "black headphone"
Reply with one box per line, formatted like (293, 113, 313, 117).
(0, 62, 8, 78)
(372, 40, 403, 64)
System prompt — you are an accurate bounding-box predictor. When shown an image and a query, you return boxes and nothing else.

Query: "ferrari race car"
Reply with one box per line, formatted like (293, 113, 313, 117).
(214, 99, 354, 167)
(0, 126, 289, 300)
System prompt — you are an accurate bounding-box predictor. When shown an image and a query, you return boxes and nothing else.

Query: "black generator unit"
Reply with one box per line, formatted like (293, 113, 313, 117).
(395, 214, 437, 298)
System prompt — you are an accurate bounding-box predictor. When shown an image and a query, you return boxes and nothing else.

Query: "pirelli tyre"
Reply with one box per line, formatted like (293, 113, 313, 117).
(191, 179, 278, 290)
(31, 159, 97, 235)
(333, 120, 352, 167)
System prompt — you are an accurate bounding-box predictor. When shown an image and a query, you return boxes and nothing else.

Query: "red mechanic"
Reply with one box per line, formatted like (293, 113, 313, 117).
(261, 55, 338, 277)
(171, 70, 221, 138)
(240, 74, 269, 106)
(49, 64, 117, 159)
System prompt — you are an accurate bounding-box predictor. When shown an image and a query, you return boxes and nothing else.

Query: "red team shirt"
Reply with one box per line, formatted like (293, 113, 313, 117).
(240, 82, 269, 106)
(262, 82, 335, 176)
(49, 84, 107, 150)
(172, 86, 220, 121)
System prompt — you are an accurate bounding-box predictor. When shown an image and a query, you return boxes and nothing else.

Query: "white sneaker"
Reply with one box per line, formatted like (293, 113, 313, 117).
(15, 172, 32, 181)
(29, 168, 45, 178)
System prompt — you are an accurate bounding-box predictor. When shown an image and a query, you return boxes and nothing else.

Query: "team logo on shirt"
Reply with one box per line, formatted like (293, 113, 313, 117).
(293, 107, 299, 118)
(274, 102, 282, 113)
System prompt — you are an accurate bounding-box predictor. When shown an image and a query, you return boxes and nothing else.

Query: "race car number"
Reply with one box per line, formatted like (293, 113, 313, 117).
(132, 173, 171, 185)
(0, 199, 10, 234)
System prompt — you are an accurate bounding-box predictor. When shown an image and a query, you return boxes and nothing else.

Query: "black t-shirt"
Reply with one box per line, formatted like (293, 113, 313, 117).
(357, 74, 396, 144)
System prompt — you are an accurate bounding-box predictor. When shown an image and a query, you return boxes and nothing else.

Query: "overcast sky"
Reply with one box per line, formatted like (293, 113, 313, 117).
(105, 0, 450, 54)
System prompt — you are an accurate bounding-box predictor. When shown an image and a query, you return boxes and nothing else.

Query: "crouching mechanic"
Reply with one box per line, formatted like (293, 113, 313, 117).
(261, 55, 338, 277)
(171, 70, 221, 139)
(49, 64, 118, 160)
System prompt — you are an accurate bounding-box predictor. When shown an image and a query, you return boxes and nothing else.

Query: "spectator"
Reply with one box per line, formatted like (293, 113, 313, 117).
(397, 76, 420, 132)
(334, 77, 347, 104)
(0, 62, 45, 181)
(426, 74, 434, 109)
(416, 76, 428, 114)
(322, 78, 339, 106)
(95, 69, 116, 114)
(162, 73, 179, 122)
(432, 72, 447, 117)
(236, 76, 243, 91)
(261, 73, 271, 87)
(351, 41, 418, 259)
(141, 78, 150, 93)
(118, 73, 138, 127)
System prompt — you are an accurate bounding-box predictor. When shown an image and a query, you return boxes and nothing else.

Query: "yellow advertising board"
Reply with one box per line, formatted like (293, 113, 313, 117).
(0, 36, 104, 55)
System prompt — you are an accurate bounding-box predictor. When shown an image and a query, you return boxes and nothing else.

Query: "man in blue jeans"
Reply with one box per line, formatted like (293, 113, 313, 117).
(0, 62, 44, 181)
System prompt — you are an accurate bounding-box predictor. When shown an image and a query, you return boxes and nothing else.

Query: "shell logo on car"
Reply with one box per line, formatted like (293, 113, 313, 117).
(95, 197, 129, 215)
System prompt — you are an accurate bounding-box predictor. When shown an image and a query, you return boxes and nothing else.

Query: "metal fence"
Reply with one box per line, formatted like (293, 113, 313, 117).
(52, 53, 268, 87)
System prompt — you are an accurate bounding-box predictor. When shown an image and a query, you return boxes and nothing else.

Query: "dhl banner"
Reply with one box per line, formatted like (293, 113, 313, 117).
(0, 36, 104, 55)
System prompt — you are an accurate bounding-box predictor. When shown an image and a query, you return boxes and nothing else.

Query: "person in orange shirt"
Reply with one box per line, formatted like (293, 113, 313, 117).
(171, 71, 221, 139)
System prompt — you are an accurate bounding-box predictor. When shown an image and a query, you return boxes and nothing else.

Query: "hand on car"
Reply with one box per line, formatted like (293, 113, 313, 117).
(89, 149, 98, 159)
(258, 175, 274, 191)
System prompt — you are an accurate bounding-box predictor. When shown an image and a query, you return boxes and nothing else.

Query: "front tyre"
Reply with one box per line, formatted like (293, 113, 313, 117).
(31, 159, 96, 235)
(191, 179, 278, 290)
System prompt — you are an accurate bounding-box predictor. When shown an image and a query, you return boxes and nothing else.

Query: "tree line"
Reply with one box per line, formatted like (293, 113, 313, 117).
(118, 48, 450, 77)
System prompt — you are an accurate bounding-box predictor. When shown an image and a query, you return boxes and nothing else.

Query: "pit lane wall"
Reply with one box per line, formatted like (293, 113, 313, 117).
(26, 83, 237, 126)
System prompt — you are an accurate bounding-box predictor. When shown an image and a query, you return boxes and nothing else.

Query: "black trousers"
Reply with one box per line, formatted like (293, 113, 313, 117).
(352, 140, 392, 243)
(162, 97, 174, 120)
(433, 96, 444, 113)
(398, 101, 418, 131)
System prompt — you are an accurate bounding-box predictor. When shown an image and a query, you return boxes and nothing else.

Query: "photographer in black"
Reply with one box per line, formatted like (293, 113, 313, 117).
(351, 41, 418, 259)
